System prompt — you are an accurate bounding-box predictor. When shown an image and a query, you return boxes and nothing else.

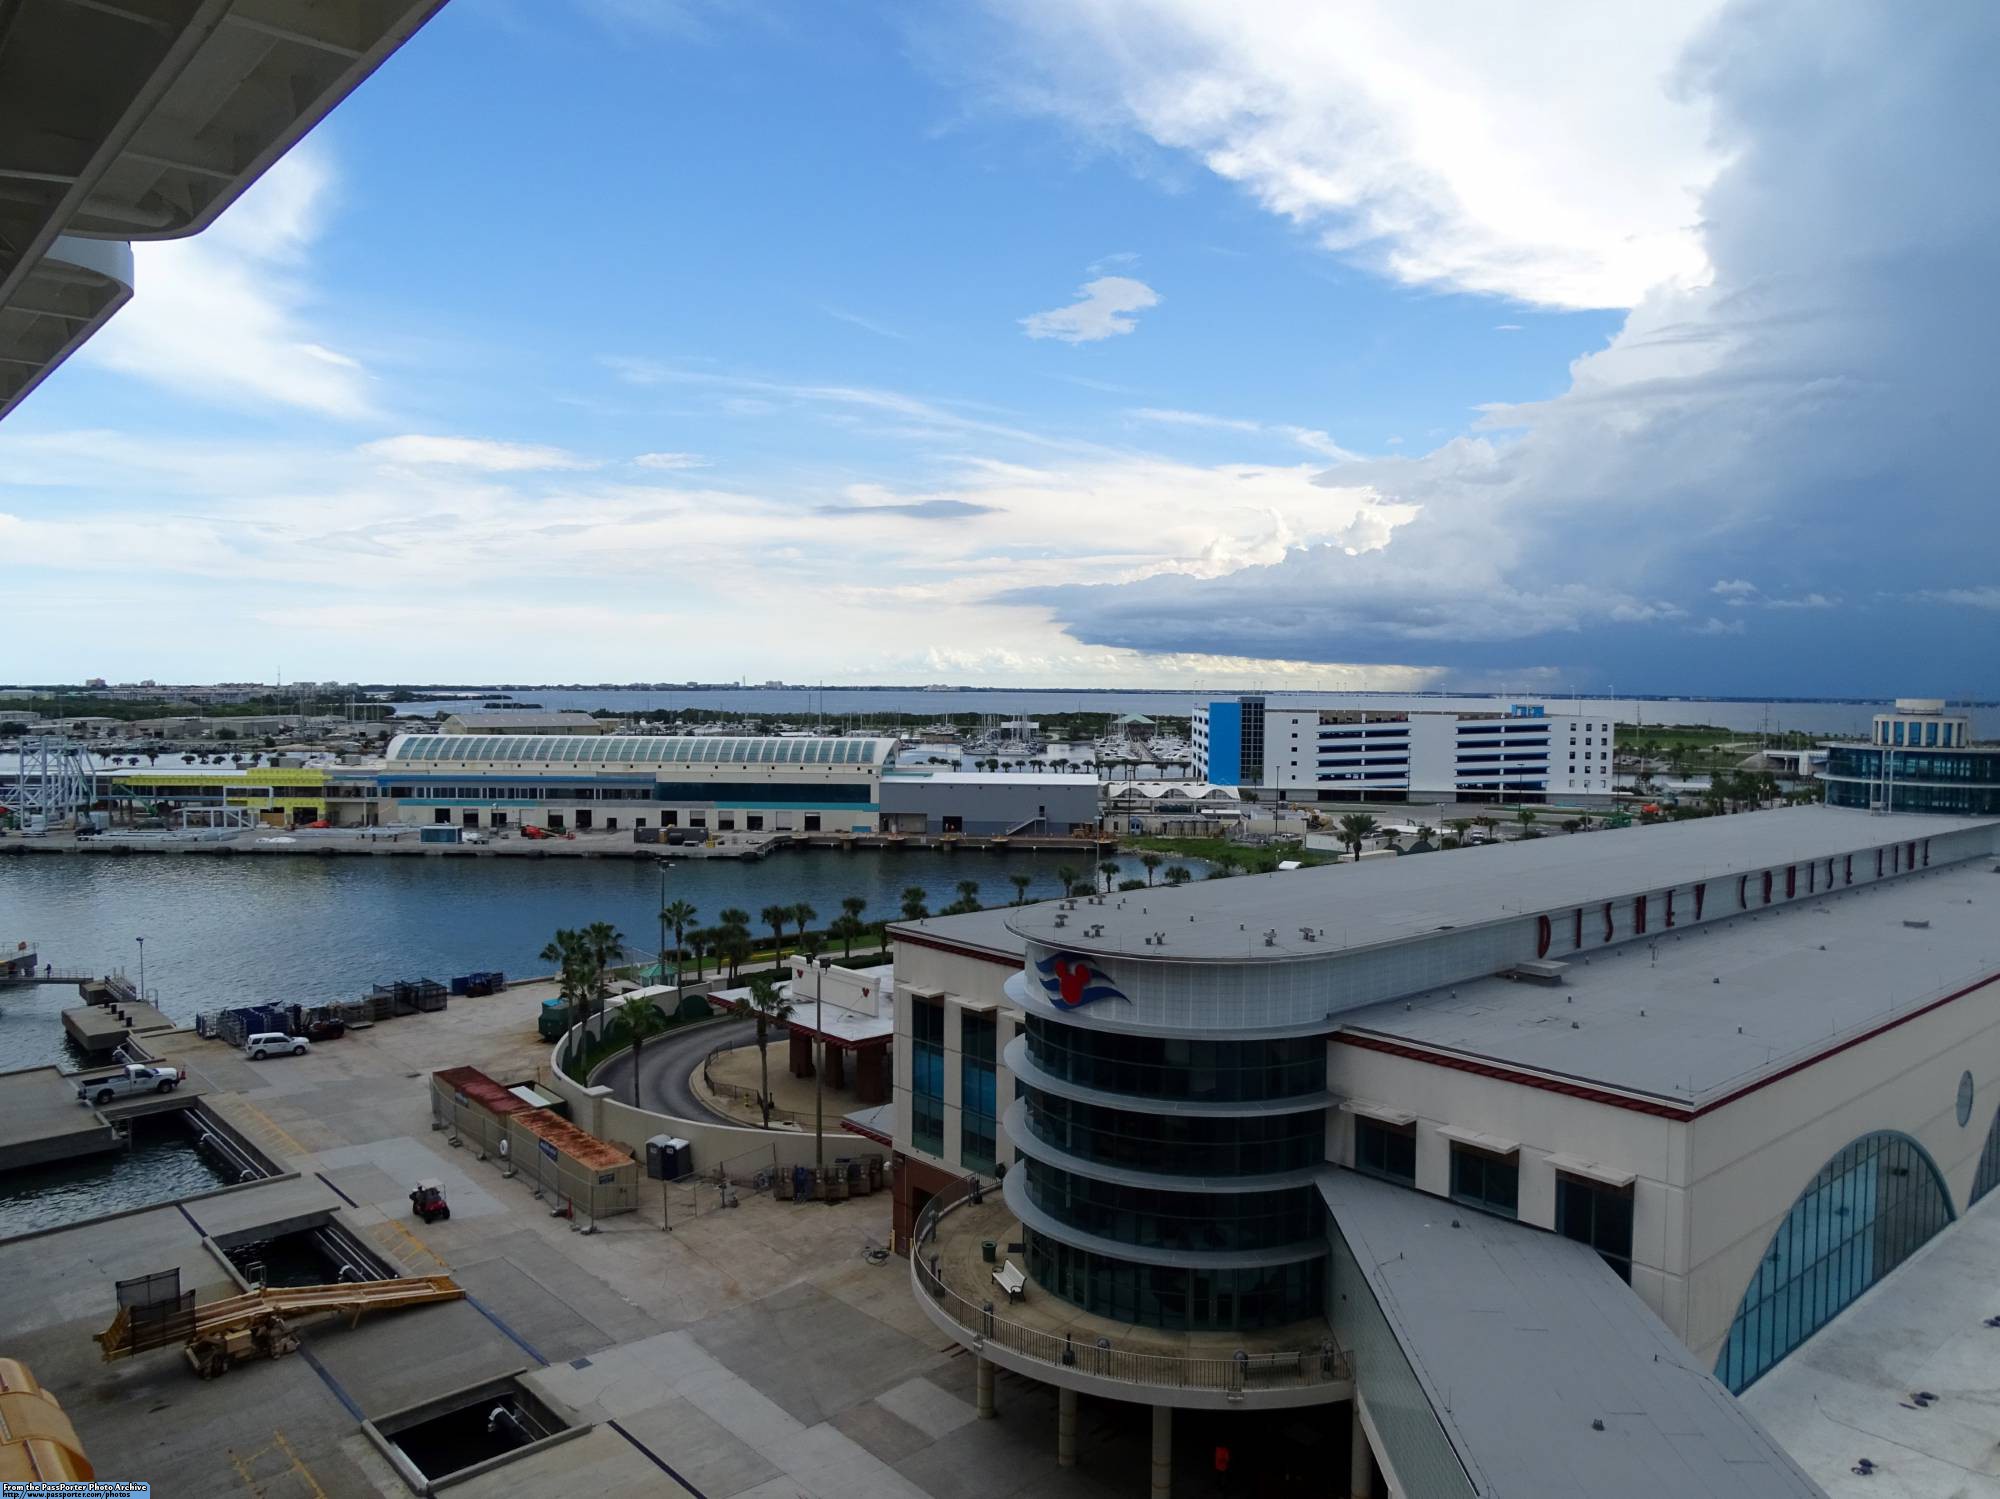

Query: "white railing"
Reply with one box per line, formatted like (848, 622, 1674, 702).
(910, 1175, 1342, 1396)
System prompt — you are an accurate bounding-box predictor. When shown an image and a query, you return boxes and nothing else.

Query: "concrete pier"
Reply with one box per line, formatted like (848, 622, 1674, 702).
(0, 1068, 121, 1170)
(63, 999, 177, 1054)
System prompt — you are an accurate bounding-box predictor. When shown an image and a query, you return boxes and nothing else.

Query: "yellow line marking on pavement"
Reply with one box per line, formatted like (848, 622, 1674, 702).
(222, 1097, 309, 1158)
(382, 1217, 448, 1269)
(227, 1428, 328, 1498)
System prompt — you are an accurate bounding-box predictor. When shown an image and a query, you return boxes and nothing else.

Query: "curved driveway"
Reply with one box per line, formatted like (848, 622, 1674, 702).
(591, 1016, 756, 1124)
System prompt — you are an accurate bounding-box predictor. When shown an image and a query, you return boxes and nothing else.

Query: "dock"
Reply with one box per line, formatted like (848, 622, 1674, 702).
(63, 999, 178, 1054)
(0, 1067, 121, 1171)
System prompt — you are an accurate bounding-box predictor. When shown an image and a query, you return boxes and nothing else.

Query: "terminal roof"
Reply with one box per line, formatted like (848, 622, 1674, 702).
(1004, 808, 1998, 963)
(1320, 1170, 1826, 1499)
(890, 906, 1032, 964)
(1340, 853, 2000, 1106)
(385, 733, 893, 766)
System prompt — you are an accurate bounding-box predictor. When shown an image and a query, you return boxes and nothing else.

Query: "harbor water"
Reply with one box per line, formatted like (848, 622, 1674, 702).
(0, 1112, 233, 1238)
(0, 847, 1178, 1074)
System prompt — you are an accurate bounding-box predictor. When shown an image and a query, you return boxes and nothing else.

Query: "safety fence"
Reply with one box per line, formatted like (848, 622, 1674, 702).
(910, 1174, 1345, 1397)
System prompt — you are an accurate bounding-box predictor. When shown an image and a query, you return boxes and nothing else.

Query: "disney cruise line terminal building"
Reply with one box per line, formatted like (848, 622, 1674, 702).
(888, 803, 2000, 1497)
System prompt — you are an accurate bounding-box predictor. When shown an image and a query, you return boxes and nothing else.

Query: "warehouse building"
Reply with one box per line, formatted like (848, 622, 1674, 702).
(888, 804, 2000, 1497)
(329, 734, 1099, 835)
(438, 710, 610, 735)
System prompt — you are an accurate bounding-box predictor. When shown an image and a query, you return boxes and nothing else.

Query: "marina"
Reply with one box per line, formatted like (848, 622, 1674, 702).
(0, 845, 1181, 1073)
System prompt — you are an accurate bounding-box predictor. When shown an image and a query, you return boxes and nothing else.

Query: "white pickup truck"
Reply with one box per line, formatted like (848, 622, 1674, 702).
(76, 1062, 186, 1105)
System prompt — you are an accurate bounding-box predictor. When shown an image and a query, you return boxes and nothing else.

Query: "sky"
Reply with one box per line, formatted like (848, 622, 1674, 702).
(2, 0, 1993, 696)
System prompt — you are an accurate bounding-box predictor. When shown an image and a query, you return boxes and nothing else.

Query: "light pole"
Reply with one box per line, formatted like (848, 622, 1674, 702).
(814, 954, 831, 1200)
(135, 935, 144, 1001)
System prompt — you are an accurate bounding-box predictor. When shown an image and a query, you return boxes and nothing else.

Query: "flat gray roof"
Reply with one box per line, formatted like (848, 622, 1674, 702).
(1742, 1195, 2000, 1497)
(890, 905, 1031, 963)
(1341, 853, 2000, 1105)
(1321, 1170, 1825, 1499)
(1005, 807, 1999, 962)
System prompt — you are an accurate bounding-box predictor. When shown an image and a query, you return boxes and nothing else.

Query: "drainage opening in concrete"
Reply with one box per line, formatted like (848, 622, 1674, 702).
(224, 1217, 394, 1288)
(366, 1374, 581, 1492)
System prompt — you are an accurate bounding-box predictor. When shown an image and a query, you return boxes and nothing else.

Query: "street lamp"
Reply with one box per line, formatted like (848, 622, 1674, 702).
(814, 954, 832, 1201)
(134, 935, 144, 1002)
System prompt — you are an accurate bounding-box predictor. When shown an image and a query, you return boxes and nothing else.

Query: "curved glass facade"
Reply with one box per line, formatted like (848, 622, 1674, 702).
(1020, 1154, 1320, 1253)
(1972, 1107, 2000, 1206)
(1715, 1131, 1952, 1394)
(1026, 1229, 1324, 1332)
(1023, 1015, 1325, 1103)
(1823, 745, 2000, 815)
(1020, 1086, 1323, 1177)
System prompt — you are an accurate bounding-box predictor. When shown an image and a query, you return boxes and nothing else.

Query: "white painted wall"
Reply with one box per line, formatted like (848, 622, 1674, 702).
(1682, 972, 2000, 1369)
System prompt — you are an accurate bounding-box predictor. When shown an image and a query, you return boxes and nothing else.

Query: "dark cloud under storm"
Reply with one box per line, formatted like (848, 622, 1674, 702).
(1008, 1, 2000, 695)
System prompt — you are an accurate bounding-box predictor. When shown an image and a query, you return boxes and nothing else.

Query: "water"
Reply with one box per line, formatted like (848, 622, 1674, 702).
(0, 847, 1172, 1072)
(0, 1114, 232, 1236)
(388, 687, 1950, 738)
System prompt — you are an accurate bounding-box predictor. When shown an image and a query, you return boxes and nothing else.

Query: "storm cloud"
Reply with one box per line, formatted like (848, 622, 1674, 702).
(1010, 2, 2000, 694)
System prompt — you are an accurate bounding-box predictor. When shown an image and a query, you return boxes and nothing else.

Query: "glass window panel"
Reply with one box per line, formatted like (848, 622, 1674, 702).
(1715, 1131, 1951, 1394)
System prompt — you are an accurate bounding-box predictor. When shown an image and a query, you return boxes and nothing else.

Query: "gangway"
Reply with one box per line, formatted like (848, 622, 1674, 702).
(94, 1273, 464, 1379)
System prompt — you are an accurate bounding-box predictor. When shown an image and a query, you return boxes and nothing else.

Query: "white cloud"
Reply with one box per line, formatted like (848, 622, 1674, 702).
(361, 435, 593, 471)
(1021, 275, 1160, 342)
(84, 147, 377, 418)
(1128, 407, 1356, 460)
(962, 1, 1725, 309)
(632, 451, 711, 471)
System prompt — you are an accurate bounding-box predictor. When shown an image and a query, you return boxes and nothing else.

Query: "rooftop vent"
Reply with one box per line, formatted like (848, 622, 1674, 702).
(1263, 930, 1279, 947)
(1903, 919, 1931, 930)
(1505, 960, 1569, 987)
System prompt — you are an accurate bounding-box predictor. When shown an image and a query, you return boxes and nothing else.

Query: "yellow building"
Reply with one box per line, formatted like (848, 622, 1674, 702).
(107, 767, 329, 827)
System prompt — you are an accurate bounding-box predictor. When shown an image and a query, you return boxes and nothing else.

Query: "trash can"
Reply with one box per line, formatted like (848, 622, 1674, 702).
(981, 1240, 997, 1264)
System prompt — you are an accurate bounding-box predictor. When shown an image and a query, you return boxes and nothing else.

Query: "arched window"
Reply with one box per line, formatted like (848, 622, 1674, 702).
(1971, 1108, 2000, 1207)
(1715, 1132, 1953, 1394)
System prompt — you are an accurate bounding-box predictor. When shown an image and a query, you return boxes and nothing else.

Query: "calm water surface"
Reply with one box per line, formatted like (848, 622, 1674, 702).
(0, 848, 1171, 1072)
(0, 1115, 232, 1236)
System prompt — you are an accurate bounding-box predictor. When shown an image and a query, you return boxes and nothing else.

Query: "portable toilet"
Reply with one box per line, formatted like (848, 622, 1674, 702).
(645, 1135, 692, 1181)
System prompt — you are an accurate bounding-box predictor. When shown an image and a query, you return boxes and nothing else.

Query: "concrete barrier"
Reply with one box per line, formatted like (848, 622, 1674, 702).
(543, 1016, 828, 1177)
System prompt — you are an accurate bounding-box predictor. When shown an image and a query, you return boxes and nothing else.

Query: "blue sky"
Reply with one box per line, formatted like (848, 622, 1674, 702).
(2, 1, 1992, 695)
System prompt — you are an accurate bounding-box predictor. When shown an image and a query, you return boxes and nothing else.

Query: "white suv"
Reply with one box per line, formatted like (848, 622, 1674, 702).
(245, 1031, 310, 1060)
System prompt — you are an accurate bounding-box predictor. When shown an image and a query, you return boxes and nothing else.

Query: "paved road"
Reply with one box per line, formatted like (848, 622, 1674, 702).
(591, 1016, 755, 1124)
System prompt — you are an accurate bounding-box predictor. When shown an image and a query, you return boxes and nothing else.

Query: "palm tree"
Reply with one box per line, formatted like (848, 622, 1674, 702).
(722, 930, 751, 983)
(1140, 852, 1162, 885)
(1055, 864, 1080, 897)
(739, 974, 795, 1128)
(661, 899, 697, 984)
(955, 879, 980, 910)
(540, 929, 589, 1023)
(1336, 813, 1379, 862)
(1008, 873, 1032, 905)
(1163, 864, 1192, 886)
(1514, 808, 1539, 831)
(791, 902, 817, 950)
(830, 914, 860, 957)
(1446, 818, 1472, 845)
(761, 904, 792, 962)
(901, 886, 930, 921)
(841, 895, 867, 933)
(1473, 814, 1498, 842)
(718, 907, 750, 949)
(607, 992, 673, 1106)
(1098, 859, 1120, 893)
(686, 927, 712, 981)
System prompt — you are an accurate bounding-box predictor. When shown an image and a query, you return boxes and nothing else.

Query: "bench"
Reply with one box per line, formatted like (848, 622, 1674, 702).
(993, 1261, 1026, 1304)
